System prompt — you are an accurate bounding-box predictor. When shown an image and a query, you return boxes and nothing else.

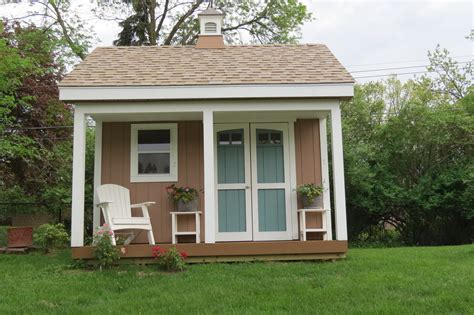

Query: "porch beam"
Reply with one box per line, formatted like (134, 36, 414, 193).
(71, 110, 87, 247)
(92, 119, 102, 232)
(203, 110, 216, 243)
(72, 99, 340, 115)
(330, 106, 348, 241)
(319, 118, 333, 240)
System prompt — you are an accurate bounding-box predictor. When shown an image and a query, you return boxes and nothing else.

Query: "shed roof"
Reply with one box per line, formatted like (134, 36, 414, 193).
(59, 44, 354, 87)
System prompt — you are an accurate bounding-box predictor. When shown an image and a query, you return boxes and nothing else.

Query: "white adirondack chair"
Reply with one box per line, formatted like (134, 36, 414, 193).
(96, 184, 156, 245)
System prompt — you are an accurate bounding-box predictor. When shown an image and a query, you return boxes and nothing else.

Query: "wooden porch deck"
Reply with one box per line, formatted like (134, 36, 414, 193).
(72, 240, 348, 263)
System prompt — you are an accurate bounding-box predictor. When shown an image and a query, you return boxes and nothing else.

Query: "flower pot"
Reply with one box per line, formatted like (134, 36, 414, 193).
(7, 226, 33, 248)
(176, 199, 199, 212)
(302, 195, 323, 209)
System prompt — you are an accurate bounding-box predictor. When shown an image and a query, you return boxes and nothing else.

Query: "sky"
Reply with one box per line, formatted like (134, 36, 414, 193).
(300, 0, 473, 81)
(0, 0, 472, 82)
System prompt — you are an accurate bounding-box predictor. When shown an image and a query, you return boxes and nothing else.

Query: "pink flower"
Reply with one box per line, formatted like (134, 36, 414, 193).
(103, 223, 109, 227)
(97, 230, 103, 235)
(180, 252, 188, 259)
(108, 231, 113, 236)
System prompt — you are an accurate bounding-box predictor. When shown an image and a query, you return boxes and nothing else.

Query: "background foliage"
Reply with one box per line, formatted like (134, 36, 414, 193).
(342, 49, 473, 245)
(0, 3, 472, 246)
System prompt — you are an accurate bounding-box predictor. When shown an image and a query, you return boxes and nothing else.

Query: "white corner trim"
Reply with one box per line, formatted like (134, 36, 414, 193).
(319, 118, 333, 240)
(130, 123, 178, 183)
(288, 121, 299, 240)
(93, 119, 102, 232)
(59, 83, 354, 101)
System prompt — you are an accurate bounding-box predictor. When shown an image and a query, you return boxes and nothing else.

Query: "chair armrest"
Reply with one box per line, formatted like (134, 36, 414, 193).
(131, 202, 156, 208)
(96, 201, 113, 207)
(131, 202, 156, 218)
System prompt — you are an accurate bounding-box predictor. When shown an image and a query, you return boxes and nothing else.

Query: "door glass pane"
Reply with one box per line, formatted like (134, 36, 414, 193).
(258, 189, 286, 231)
(218, 190, 246, 232)
(270, 132, 281, 144)
(138, 153, 170, 174)
(219, 133, 230, 145)
(231, 132, 242, 145)
(217, 129, 245, 184)
(256, 129, 284, 183)
(138, 130, 170, 151)
(258, 132, 269, 144)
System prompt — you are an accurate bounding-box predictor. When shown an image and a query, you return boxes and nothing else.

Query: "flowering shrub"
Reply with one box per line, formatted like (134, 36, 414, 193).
(34, 223, 69, 253)
(152, 246, 187, 272)
(166, 184, 199, 203)
(93, 224, 120, 270)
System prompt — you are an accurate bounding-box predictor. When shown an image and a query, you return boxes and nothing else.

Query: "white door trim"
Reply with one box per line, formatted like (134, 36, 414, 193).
(214, 124, 253, 242)
(250, 123, 293, 241)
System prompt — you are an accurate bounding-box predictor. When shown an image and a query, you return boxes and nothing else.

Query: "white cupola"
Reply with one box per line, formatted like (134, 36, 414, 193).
(196, 8, 225, 49)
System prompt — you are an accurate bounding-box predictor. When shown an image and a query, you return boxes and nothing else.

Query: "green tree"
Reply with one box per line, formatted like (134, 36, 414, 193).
(0, 21, 73, 221)
(107, 0, 312, 46)
(342, 49, 474, 245)
(0, 0, 94, 62)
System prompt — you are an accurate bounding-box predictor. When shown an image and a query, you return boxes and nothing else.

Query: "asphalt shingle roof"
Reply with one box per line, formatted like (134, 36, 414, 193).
(59, 44, 354, 87)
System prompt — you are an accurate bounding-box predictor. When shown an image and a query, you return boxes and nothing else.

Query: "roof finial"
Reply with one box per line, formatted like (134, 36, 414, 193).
(204, 0, 213, 8)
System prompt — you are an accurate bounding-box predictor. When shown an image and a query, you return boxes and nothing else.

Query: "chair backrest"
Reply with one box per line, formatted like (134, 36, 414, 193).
(97, 184, 132, 221)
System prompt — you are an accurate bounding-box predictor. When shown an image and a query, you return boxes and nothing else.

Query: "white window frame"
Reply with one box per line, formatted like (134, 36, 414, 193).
(130, 123, 178, 182)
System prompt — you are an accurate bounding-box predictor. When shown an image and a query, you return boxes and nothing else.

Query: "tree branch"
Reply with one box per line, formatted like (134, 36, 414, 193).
(221, 6, 269, 33)
(148, 0, 157, 45)
(49, 1, 86, 60)
(155, 0, 169, 40)
(163, 0, 203, 45)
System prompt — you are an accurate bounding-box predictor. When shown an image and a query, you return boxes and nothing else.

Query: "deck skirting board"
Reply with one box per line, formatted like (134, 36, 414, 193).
(72, 240, 348, 261)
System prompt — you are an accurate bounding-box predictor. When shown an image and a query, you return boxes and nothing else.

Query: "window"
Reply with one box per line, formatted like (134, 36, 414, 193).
(130, 123, 178, 182)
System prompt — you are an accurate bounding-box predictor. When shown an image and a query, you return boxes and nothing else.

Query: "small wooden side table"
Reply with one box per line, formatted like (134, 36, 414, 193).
(297, 209, 329, 241)
(170, 211, 202, 244)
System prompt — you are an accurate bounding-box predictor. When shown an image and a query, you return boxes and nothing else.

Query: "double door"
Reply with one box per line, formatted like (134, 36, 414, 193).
(215, 123, 292, 241)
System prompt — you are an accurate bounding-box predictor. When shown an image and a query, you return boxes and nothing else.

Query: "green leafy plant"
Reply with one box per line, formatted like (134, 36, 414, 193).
(93, 224, 120, 270)
(166, 184, 199, 203)
(296, 183, 324, 204)
(34, 223, 69, 253)
(152, 246, 187, 272)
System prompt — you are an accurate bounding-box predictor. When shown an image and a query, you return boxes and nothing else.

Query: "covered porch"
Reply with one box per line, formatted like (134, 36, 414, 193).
(70, 99, 348, 260)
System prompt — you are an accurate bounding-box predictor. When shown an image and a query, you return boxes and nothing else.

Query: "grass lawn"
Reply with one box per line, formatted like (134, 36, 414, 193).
(0, 245, 472, 314)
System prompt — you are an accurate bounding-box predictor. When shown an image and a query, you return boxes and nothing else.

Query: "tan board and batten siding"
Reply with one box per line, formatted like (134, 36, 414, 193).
(101, 119, 323, 243)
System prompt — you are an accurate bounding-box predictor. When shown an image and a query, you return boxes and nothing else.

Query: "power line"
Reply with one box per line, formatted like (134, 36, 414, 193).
(354, 70, 429, 79)
(350, 61, 471, 74)
(8, 125, 74, 130)
(347, 55, 473, 68)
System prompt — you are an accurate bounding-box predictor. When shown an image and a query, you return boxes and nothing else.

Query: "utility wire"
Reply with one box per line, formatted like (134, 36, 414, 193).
(350, 61, 470, 74)
(354, 70, 429, 79)
(347, 55, 473, 68)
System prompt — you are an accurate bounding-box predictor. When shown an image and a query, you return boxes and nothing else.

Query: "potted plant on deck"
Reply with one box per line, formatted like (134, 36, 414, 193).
(166, 184, 200, 212)
(296, 183, 324, 209)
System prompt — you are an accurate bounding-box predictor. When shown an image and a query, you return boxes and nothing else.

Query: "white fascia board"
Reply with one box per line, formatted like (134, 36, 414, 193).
(59, 83, 354, 101)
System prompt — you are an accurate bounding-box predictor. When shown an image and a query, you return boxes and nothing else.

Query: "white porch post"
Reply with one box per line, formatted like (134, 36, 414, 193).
(71, 109, 87, 247)
(319, 117, 333, 240)
(330, 106, 348, 241)
(92, 119, 102, 232)
(203, 110, 216, 243)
